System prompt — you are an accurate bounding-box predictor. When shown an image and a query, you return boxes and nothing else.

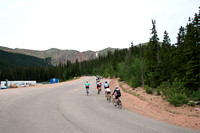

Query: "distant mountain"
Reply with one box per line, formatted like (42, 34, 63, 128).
(98, 47, 116, 56)
(0, 50, 52, 69)
(0, 46, 117, 65)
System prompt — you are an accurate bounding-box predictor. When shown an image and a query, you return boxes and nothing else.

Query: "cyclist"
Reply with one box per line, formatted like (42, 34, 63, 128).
(104, 81, 109, 96)
(85, 81, 90, 94)
(112, 86, 121, 106)
(96, 76, 100, 83)
(105, 87, 111, 100)
(96, 80, 102, 93)
(104, 81, 109, 89)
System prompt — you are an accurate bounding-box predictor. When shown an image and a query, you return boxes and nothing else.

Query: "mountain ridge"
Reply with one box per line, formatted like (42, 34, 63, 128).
(0, 46, 117, 65)
(0, 50, 51, 68)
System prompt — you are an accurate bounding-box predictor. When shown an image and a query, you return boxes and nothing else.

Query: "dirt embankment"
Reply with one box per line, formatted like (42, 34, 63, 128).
(109, 78, 200, 131)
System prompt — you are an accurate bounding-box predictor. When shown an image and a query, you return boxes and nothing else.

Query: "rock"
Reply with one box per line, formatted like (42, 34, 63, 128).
(195, 101, 200, 105)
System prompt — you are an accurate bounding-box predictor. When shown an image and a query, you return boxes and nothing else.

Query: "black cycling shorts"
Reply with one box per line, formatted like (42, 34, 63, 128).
(106, 91, 111, 94)
(115, 94, 121, 99)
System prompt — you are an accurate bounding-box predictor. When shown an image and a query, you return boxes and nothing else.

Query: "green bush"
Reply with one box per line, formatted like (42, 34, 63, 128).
(188, 101, 195, 107)
(103, 73, 109, 78)
(157, 80, 171, 98)
(129, 76, 140, 88)
(145, 85, 153, 94)
(110, 75, 113, 79)
(158, 79, 189, 107)
(119, 78, 123, 81)
(167, 93, 189, 107)
(191, 90, 200, 101)
(156, 89, 161, 95)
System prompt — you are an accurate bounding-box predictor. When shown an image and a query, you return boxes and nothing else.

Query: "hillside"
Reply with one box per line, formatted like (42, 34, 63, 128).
(0, 46, 117, 65)
(0, 50, 52, 68)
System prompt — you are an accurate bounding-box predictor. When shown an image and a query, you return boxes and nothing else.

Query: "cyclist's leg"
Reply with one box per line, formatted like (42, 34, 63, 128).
(115, 94, 118, 105)
(107, 91, 111, 99)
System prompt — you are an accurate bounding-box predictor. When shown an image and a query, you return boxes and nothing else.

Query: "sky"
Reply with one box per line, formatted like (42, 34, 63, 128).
(0, 0, 199, 52)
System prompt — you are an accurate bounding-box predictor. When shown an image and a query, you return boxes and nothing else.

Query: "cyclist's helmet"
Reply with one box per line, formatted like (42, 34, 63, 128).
(105, 81, 107, 83)
(86, 81, 88, 83)
(116, 86, 118, 89)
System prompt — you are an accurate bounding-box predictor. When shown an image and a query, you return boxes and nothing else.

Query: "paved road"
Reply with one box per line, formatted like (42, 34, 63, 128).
(0, 76, 199, 133)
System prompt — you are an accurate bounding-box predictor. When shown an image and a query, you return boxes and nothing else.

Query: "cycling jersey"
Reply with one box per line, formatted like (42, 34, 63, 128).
(112, 88, 121, 96)
(97, 82, 101, 87)
(104, 83, 109, 88)
(85, 83, 89, 88)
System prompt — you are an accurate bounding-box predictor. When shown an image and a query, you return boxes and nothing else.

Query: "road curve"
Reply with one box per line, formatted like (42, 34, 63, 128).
(0, 76, 199, 133)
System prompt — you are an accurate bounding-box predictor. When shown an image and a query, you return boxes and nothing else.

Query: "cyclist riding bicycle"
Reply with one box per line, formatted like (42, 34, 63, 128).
(104, 81, 109, 96)
(85, 81, 90, 94)
(96, 80, 102, 91)
(112, 86, 121, 106)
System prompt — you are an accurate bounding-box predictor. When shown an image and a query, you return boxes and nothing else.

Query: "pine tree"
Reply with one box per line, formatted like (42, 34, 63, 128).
(176, 26, 185, 47)
(160, 30, 172, 81)
(172, 26, 186, 80)
(145, 20, 161, 87)
(182, 9, 200, 90)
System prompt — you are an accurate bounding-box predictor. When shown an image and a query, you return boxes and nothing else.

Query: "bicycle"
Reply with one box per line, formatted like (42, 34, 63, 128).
(112, 96, 122, 109)
(97, 87, 101, 94)
(106, 93, 111, 103)
(86, 89, 89, 96)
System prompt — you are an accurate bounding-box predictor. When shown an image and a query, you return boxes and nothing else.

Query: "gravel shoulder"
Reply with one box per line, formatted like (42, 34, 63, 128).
(108, 78, 200, 131)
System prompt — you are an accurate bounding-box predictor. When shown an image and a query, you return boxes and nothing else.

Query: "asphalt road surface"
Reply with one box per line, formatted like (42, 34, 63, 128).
(0, 76, 199, 133)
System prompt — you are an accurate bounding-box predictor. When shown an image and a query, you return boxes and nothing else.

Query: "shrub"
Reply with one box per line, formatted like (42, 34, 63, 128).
(119, 78, 123, 81)
(188, 101, 195, 107)
(167, 93, 189, 107)
(145, 85, 153, 94)
(103, 73, 109, 78)
(158, 80, 171, 98)
(110, 74, 113, 79)
(191, 90, 200, 101)
(158, 79, 191, 107)
(156, 89, 161, 95)
(129, 76, 140, 88)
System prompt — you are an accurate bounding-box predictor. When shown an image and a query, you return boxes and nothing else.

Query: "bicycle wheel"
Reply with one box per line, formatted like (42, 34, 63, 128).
(98, 89, 100, 94)
(118, 99, 122, 109)
(112, 97, 115, 105)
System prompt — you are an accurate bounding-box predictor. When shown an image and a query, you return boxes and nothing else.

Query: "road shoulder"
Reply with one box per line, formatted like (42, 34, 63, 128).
(109, 78, 200, 131)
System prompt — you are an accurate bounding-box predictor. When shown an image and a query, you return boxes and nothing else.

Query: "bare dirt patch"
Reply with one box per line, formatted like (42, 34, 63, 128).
(109, 78, 200, 131)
